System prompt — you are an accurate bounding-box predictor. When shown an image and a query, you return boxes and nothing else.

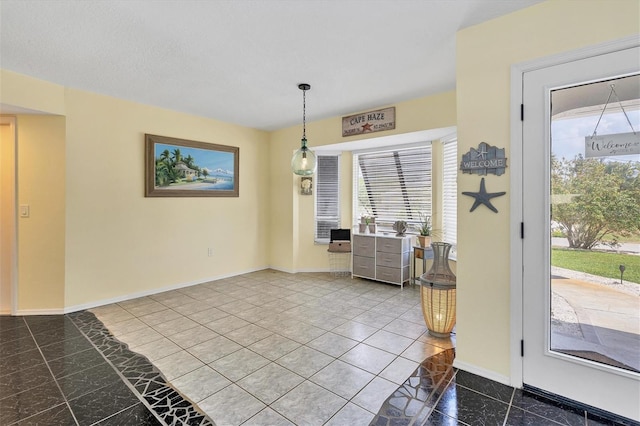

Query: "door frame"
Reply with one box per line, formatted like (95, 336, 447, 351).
(0, 115, 18, 315)
(509, 34, 640, 389)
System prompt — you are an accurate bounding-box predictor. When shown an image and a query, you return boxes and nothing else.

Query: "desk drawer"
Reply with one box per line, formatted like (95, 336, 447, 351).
(353, 255, 375, 278)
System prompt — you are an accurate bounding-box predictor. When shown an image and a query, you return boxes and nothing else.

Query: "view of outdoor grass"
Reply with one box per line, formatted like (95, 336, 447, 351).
(552, 248, 640, 284)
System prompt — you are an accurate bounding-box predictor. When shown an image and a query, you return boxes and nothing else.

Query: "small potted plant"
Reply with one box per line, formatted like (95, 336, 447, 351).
(369, 216, 376, 234)
(367, 216, 376, 234)
(358, 215, 377, 233)
(416, 214, 431, 247)
(359, 215, 368, 233)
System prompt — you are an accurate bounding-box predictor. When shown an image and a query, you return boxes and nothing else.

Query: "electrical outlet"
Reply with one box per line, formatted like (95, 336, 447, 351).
(208, 248, 213, 257)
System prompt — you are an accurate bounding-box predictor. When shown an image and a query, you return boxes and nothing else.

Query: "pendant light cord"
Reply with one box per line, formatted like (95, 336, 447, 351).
(302, 87, 307, 139)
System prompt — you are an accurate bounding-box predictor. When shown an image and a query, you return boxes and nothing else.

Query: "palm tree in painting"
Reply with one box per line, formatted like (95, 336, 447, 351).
(167, 164, 181, 184)
(155, 149, 177, 186)
(155, 159, 171, 186)
(183, 155, 195, 168)
(172, 148, 182, 164)
(160, 149, 171, 164)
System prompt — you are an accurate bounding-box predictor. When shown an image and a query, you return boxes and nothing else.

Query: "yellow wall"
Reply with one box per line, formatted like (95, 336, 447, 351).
(0, 70, 65, 115)
(269, 91, 457, 271)
(455, 0, 640, 378)
(268, 125, 299, 272)
(63, 89, 271, 307)
(1, 71, 271, 310)
(16, 115, 67, 310)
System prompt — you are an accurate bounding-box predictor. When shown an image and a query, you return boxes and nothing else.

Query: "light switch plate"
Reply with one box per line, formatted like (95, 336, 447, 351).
(19, 204, 30, 218)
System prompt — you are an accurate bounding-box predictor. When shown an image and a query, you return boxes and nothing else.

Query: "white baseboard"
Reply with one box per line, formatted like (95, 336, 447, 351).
(270, 267, 331, 273)
(268, 266, 296, 274)
(10, 266, 337, 316)
(64, 266, 269, 314)
(0, 308, 11, 315)
(269, 266, 334, 274)
(14, 308, 66, 316)
(453, 359, 513, 387)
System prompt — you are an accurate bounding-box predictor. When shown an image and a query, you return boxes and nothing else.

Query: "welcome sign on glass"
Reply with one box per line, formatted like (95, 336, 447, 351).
(145, 134, 239, 197)
(585, 132, 640, 158)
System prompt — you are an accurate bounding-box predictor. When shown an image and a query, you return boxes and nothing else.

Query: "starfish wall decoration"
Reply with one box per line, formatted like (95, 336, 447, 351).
(462, 178, 506, 213)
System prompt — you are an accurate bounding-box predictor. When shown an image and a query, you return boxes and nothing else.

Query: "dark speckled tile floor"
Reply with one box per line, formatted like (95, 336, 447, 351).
(1, 270, 638, 425)
(0, 312, 210, 425)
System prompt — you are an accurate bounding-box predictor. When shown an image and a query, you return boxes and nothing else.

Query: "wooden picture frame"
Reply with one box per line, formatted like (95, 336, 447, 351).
(145, 134, 239, 197)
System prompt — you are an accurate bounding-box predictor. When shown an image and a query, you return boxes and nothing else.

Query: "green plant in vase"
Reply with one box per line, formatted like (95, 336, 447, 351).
(417, 214, 431, 247)
(367, 216, 376, 234)
(358, 215, 369, 233)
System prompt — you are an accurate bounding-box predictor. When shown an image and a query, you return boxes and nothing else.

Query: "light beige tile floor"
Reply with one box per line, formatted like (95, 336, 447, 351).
(91, 270, 455, 426)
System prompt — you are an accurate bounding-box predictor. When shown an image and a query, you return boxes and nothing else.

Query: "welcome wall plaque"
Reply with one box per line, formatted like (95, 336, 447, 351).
(460, 142, 508, 176)
(342, 107, 395, 137)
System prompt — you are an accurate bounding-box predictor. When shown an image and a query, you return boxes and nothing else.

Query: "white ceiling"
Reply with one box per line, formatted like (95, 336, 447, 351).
(0, 0, 542, 131)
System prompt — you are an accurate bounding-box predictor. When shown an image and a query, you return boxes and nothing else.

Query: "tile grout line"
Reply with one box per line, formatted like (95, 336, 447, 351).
(93, 273, 446, 424)
(70, 311, 215, 426)
(68, 314, 168, 426)
(19, 318, 81, 426)
(502, 387, 516, 426)
(406, 351, 457, 426)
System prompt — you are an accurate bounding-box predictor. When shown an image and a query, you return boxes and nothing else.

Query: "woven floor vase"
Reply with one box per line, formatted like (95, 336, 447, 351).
(419, 242, 456, 337)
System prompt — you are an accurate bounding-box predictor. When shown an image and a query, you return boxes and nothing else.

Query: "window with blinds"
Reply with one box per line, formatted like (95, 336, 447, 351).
(315, 155, 340, 242)
(353, 145, 432, 227)
(442, 139, 457, 248)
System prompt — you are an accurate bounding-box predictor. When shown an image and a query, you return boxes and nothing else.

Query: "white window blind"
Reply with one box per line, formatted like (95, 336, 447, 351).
(442, 138, 457, 247)
(353, 145, 432, 227)
(315, 155, 340, 242)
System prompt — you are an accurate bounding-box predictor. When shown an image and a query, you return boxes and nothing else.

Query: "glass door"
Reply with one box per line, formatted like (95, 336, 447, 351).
(522, 46, 639, 421)
(549, 74, 639, 374)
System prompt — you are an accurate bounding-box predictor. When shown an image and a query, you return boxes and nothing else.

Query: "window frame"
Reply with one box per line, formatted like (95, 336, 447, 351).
(314, 153, 341, 244)
(442, 137, 458, 254)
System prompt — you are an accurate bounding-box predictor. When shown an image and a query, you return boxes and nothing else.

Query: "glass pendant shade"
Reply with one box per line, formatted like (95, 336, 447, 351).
(292, 138, 317, 176)
(292, 83, 316, 176)
(419, 242, 457, 337)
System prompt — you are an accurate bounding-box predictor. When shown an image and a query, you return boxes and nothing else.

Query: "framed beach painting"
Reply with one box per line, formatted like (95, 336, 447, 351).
(145, 134, 239, 197)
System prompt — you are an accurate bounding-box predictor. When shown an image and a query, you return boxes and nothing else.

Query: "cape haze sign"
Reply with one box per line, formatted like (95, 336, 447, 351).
(460, 142, 508, 176)
(585, 132, 640, 158)
(342, 107, 395, 137)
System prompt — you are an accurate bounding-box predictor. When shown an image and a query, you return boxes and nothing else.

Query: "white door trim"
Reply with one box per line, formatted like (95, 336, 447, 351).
(509, 34, 640, 389)
(0, 115, 18, 315)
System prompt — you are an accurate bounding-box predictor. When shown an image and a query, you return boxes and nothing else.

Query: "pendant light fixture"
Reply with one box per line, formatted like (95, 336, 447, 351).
(291, 83, 317, 175)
